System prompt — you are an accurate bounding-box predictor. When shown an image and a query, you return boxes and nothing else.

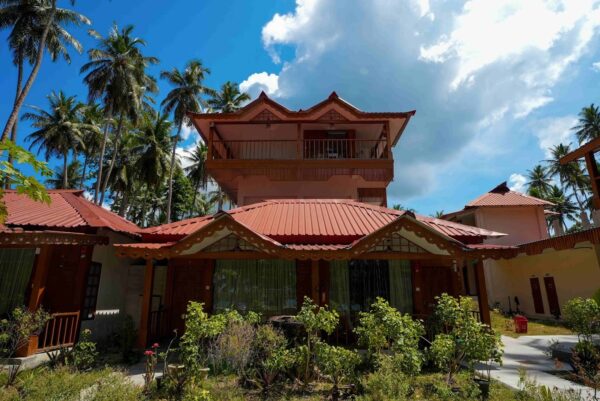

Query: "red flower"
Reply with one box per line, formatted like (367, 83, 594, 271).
(152, 343, 159, 349)
(144, 350, 155, 356)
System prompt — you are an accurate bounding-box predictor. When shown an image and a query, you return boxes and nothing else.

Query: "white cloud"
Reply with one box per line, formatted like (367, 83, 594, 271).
(180, 124, 195, 141)
(508, 173, 527, 193)
(593, 61, 600, 71)
(252, 0, 600, 201)
(531, 115, 578, 157)
(240, 72, 280, 99)
(176, 139, 201, 170)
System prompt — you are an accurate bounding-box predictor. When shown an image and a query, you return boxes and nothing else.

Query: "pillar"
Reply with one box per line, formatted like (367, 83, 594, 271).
(474, 259, 491, 325)
(310, 260, 320, 305)
(137, 258, 154, 349)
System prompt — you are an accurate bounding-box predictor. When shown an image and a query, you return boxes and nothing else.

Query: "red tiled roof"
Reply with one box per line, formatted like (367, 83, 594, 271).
(2, 190, 140, 235)
(466, 182, 553, 207)
(142, 199, 504, 244)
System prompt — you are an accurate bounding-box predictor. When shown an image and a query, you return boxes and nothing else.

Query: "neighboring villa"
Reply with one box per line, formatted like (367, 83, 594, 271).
(2, 92, 599, 357)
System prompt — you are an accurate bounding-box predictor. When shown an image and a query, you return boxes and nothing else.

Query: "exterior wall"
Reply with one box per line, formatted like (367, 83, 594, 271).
(81, 230, 140, 340)
(485, 243, 600, 319)
(477, 206, 549, 246)
(237, 175, 386, 206)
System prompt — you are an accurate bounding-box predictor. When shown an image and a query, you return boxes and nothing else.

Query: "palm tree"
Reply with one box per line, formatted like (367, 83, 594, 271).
(209, 187, 231, 211)
(80, 24, 158, 204)
(572, 104, 600, 145)
(79, 103, 103, 189)
(46, 159, 82, 189)
(207, 81, 250, 113)
(161, 59, 213, 223)
(526, 164, 552, 197)
(432, 210, 445, 218)
(546, 185, 577, 234)
(22, 91, 93, 188)
(1, 0, 90, 141)
(184, 142, 210, 216)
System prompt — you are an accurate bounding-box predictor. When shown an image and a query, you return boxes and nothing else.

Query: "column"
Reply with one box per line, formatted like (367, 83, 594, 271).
(137, 258, 154, 349)
(474, 259, 491, 325)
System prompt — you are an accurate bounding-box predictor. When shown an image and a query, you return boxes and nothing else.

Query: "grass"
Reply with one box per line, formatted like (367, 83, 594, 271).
(491, 310, 573, 338)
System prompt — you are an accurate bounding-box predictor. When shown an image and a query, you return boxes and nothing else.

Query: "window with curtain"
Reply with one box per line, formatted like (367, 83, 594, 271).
(329, 260, 350, 313)
(213, 259, 296, 316)
(0, 248, 36, 316)
(388, 260, 413, 314)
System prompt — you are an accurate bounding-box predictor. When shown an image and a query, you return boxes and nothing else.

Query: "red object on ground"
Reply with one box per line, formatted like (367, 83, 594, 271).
(513, 315, 528, 333)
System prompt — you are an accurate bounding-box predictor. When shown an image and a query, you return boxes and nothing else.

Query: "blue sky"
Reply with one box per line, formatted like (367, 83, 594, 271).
(3, 0, 600, 216)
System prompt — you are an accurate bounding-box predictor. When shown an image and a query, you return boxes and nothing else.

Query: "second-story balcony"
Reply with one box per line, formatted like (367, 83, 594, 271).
(210, 138, 389, 161)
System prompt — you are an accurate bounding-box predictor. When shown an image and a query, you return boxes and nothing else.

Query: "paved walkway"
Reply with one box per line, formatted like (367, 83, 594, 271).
(488, 335, 595, 400)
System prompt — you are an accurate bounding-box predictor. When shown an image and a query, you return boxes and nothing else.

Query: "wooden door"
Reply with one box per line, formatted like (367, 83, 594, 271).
(167, 260, 214, 333)
(543, 276, 560, 317)
(529, 277, 544, 314)
(416, 266, 454, 315)
(43, 245, 91, 314)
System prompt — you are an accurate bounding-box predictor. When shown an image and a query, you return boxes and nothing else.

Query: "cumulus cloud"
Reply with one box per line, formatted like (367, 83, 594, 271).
(593, 61, 600, 71)
(240, 72, 280, 98)
(180, 123, 195, 141)
(245, 0, 600, 201)
(508, 173, 527, 193)
(530, 115, 578, 157)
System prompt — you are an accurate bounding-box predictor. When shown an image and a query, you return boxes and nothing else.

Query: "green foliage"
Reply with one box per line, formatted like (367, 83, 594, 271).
(245, 324, 289, 391)
(315, 343, 360, 394)
(0, 140, 51, 223)
(70, 329, 98, 371)
(430, 294, 503, 384)
(209, 320, 255, 375)
(354, 297, 424, 373)
(563, 297, 600, 341)
(0, 307, 49, 358)
(357, 358, 412, 401)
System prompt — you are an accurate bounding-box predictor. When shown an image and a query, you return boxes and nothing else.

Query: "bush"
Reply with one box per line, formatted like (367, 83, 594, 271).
(209, 320, 256, 375)
(0, 307, 49, 358)
(357, 360, 412, 401)
(244, 324, 288, 392)
(354, 297, 424, 374)
(563, 297, 600, 342)
(429, 294, 503, 384)
(315, 343, 361, 398)
(70, 329, 98, 371)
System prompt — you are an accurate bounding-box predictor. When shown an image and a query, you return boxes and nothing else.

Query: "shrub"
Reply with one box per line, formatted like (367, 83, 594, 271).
(357, 361, 411, 401)
(70, 329, 98, 371)
(429, 294, 503, 385)
(209, 319, 256, 375)
(293, 297, 339, 385)
(354, 297, 424, 373)
(245, 324, 288, 392)
(315, 343, 361, 398)
(563, 297, 600, 342)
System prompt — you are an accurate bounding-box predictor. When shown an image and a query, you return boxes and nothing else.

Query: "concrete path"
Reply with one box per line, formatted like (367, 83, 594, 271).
(126, 361, 164, 386)
(487, 335, 595, 400)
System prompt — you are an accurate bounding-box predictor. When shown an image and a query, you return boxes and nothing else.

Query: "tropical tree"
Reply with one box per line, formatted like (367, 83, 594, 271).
(184, 142, 210, 216)
(207, 81, 250, 113)
(1, 0, 90, 141)
(546, 185, 578, 233)
(78, 103, 104, 189)
(573, 104, 600, 145)
(80, 24, 158, 204)
(209, 187, 231, 211)
(432, 210, 445, 218)
(22, 91, 93, 188)
(526, 164, 552, 197)
(46, 159, 82, 189)
(160, 59, 213, 223)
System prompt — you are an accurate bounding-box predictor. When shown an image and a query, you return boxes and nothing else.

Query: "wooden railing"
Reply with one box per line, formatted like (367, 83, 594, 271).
(38, 311, 80, 351)
(211, 139, 388, 161)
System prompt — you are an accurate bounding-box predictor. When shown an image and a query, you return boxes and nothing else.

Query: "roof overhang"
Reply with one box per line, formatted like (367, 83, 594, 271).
(0, 229, 108, 247)
(559, 137, 600, 164)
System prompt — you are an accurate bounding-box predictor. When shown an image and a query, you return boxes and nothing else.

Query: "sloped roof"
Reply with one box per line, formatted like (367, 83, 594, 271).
(466, 182, 553, 207)
(142, 199, 505, 243)
(2, 190, 141, 236)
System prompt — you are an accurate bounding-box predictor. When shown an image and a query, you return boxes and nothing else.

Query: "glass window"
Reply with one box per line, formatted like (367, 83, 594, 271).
(82, 262, 102, 320)
(213, 259, 296, 316)
(0, 248, 36, 316)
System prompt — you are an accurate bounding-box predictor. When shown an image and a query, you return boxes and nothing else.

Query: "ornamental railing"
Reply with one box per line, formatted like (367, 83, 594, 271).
(38, 311, 80, 352)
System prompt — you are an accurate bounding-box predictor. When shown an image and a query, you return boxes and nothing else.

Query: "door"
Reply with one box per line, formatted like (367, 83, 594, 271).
(168, 260, 214, 333)
(543, 276, 560, 317)
(419, 266, 455, 315)
(529, 277, 544, 314)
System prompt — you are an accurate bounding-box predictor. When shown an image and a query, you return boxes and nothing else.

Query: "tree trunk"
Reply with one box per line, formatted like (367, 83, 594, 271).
(81, 154, 89, 190)
(119, 190, 129, 217)
(572, 188, 591, 228)
(62, 153, 69, 189)
(95, 106, 113, 204)
(190, 180, 199, 218)
(1, 0, 57, 141)
(5, 51, 24, 189)
(166, 126, 181, 224)
(99, 112, 124, 205)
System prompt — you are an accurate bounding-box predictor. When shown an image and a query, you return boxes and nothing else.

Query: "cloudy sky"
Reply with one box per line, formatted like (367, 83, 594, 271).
(2, 0, 600, 215)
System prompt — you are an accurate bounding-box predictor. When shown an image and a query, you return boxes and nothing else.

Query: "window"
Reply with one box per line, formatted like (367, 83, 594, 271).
(81, 262, 102, 320)
(0, 248, 36, 316)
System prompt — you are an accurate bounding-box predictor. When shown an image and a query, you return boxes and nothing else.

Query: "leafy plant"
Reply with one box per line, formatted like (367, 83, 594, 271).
(70, 329, 98, 371)
(245, 324, 289, 393)
(209, 319, 255, 375)
(429, 294, 503, 385)
(357, 357, 412, 401)
(143, 343, 159, 394)
(315, 343, 360, 399)
(563, 297, 600, 342)
(293, 297, 339, 385)
(354, 297, 424, 373)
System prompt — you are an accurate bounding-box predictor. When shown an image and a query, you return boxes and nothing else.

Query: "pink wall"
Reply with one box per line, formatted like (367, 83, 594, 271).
(476, 206, 549, 246)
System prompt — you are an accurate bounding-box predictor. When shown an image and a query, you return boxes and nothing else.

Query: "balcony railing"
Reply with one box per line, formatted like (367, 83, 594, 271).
(211, 139, 388, 161)
(38, 311, 80, 352)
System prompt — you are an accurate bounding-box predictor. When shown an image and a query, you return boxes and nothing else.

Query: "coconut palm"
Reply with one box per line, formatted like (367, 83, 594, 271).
(22, 91, 93, 188)
(184, 142, 210, 216)
(526, 164, 552, 197)
(572, 104, 600, 145)
(46, 159, 82, 189)
(207, 81, 250, 113)
(161, 59, 213, 223)
(79, 103, 103, 189)
(209, 187, 231, 211)
(546, 185, 578, 231)
(1, 0, 90, 141)
(80, 24, 158, 204)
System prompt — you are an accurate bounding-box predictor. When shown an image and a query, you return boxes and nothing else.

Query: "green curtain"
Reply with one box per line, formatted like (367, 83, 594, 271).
(0, 248, 36, 316)
(329, 260, 350, 314)
(213, 259, 296, 316)
(389, 260, 413, 314)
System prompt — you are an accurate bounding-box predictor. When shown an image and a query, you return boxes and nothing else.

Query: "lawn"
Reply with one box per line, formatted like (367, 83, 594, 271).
(491, 310, 573, 338)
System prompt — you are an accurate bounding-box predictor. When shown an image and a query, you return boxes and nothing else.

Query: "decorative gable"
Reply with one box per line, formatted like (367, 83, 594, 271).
(317, 109, 349, 122)
(202, 233, 259, 253)
(368, 232, 427, 253)
(251, 109, 282, 122)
